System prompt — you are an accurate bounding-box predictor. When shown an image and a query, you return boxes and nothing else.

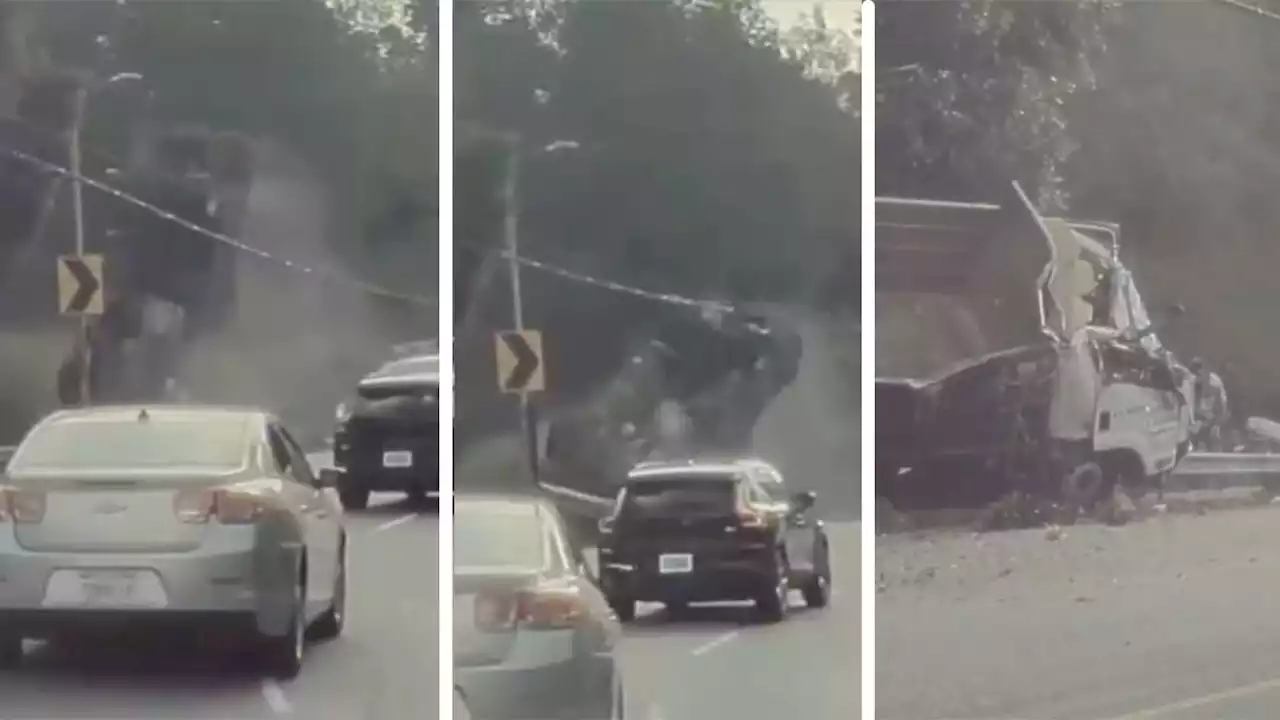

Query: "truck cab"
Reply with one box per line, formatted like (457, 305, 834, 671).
(875, 183, 1190, 509)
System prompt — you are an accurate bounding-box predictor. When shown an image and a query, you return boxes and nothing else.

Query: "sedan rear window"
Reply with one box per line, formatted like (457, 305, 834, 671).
(621, 476, 738, 519)
(455, 506, 546, 570)
(10, 416, 250, 473)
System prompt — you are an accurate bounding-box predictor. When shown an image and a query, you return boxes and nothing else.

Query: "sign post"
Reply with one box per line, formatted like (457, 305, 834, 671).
(57, 252, 104, 407)
(495, 329, 546, 481)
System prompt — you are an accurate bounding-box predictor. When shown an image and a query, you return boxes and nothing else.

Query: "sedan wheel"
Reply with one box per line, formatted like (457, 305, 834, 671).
(311, 538, 347, 641)
(261, 583, 306, 679)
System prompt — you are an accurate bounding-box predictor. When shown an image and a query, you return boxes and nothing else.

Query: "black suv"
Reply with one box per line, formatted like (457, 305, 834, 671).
(332, 352, 440, 510)
(596, 457, 831, 623)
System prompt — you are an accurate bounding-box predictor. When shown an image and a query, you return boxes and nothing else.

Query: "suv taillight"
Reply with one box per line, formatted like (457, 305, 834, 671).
(474, 585, 589, 632)
(174, 485, 271, 525)
(0, 487, 45, 524)
(736, 508, 767, 528)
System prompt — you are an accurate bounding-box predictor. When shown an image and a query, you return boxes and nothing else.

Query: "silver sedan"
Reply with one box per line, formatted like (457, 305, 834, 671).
(0, 405, 347, 678)
(455, 493, 626, 720)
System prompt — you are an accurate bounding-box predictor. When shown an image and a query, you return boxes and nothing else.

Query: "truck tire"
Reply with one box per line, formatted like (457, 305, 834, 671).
(1061, 461, 1106, 508)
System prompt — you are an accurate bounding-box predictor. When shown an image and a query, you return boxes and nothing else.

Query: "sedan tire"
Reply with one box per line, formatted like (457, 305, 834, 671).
(261, 582, 306, 680)
(310, 536, 347, 641)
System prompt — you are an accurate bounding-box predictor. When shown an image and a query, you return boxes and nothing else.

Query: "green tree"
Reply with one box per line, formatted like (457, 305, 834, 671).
(877, 0, 1112, 209)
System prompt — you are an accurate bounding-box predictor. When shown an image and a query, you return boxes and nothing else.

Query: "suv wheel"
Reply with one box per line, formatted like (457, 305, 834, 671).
(338, 476, 370, 511)
(0, 632, 22, 669)
(608, 595, 636, 623)
(802, 566, 831, 609)
(756, 550, 790, 623)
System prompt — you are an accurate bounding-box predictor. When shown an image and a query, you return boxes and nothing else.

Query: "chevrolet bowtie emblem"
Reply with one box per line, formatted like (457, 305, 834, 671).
(94, 500, 128, 515)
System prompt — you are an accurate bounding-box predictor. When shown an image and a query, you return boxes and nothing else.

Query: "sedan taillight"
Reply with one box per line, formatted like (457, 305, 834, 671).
(174, 485, 271, 525)
(474, 585, 589, 632)
(0, 487, 45, 524)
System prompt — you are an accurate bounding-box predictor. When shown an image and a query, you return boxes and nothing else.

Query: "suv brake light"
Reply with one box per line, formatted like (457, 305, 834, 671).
(735, 497, 767, 528)
(0, 487, 46, 524)
(174, 485, 271, 525)
(736, 508, 766, 528)
(474, 585, 589, 632)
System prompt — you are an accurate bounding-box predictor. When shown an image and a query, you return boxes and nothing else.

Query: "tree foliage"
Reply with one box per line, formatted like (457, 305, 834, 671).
(456, 0, 860, 322)
(0, 0, 437, 291)
(876, 0, 1112, 209)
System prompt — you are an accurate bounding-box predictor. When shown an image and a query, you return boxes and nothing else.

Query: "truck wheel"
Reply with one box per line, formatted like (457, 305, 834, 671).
(1061, 462, 1106, 509)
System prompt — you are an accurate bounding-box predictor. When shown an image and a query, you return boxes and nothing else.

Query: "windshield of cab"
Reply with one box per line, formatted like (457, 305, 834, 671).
(10, 415, 250, 473)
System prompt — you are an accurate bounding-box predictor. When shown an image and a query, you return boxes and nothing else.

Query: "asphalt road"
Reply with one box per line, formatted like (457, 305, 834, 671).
(877, 502, 1280, 720)
(0, 451, 439, 720)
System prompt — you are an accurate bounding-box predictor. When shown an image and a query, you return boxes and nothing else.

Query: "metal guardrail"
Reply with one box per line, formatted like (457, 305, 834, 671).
(538, 481, 613, 512)
(1174, 452, 1280, 476)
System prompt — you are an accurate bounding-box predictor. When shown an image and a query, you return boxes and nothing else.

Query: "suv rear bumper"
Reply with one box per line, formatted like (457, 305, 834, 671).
(333, 424, 438, 492)
(598, 550, 776, 603)
(335, 465, 439, 492)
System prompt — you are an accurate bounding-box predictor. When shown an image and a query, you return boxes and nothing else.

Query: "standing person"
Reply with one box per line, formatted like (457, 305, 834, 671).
(1189, 358, 1229, 450)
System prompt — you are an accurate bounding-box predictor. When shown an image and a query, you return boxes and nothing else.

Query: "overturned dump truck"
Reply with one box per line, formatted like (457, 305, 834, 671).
(542, 303, 802, 504)
(876, 184, 1193, 510)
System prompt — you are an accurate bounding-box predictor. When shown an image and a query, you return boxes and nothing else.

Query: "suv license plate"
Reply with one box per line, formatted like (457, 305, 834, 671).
(383, 451, 413, 468)
(658, 553, 693, 574)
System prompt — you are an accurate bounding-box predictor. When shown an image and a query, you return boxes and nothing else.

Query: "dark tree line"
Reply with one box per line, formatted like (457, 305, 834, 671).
(876, 0, 1280, 419)
(455, 0, 860, 434)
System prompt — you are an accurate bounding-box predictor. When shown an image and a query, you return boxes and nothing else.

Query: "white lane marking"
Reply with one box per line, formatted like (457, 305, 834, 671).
(689, 630, 739, 657)
(1098, 675, 1280, 719)
(260, 679, 293, 715)
(373, 513, 417, 532)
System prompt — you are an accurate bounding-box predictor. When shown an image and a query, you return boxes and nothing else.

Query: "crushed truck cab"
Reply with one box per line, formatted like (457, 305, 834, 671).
(876, 183, 1191, 510)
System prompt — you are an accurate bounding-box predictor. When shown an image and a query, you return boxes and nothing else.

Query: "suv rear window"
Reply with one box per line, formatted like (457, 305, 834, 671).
(357, 383, 439, 402)
(621, 476, 738, 519)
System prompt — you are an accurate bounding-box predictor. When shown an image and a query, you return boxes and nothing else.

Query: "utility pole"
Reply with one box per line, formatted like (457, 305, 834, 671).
(502, 140, 540, 483)
(69, 82, 90, 406)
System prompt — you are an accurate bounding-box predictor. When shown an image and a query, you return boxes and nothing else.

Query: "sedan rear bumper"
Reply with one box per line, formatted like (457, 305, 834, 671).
(457, 653, 615, 720)
(0, 608, 259, 641)
(0, 536, 298, 636)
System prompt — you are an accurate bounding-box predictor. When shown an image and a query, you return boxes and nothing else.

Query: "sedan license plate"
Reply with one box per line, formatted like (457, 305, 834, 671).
(383, 450, 413, 468)
(658, 553, 694, 574)
(42, 569, 167, 609)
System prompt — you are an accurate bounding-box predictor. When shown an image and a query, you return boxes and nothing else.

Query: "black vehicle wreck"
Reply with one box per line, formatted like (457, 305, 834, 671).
(876, 183, 1194, 512)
